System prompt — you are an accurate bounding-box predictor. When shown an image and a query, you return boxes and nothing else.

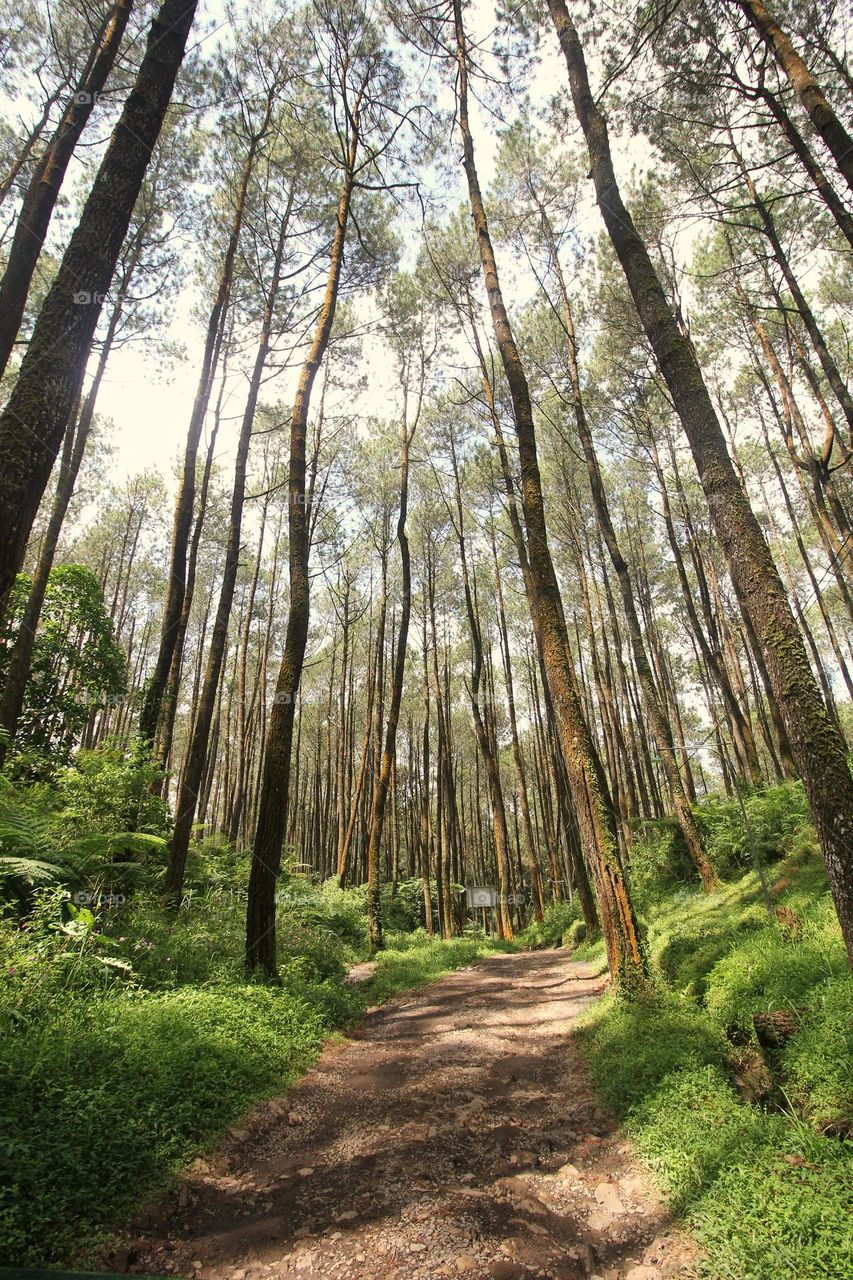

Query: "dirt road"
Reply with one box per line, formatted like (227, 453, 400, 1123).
(116, 951, 698, 1280)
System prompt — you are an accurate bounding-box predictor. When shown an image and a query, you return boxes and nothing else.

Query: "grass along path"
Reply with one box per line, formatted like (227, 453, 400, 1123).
(0, 927, 506, 1268)
(105, 951, 698, 1280)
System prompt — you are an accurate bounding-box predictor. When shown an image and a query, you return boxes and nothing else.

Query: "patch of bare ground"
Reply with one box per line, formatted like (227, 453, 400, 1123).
(104, 951, 700, 1280)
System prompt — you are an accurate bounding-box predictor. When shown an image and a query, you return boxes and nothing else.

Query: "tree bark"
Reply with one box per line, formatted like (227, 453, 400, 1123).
(0, 0, 133, 380)
(246, 107, 361, 974)
(454, 0, 645, 989)
(0, 0, 197, 615)
(0, 286, 124, 762)
(365, 409, 417, 953)
(164, 191, 293, 903)
(549, 0, 853, 967)
(138, 125, 263, 748)
(734, 0, 853, 195)
(547, 244, 716, 888)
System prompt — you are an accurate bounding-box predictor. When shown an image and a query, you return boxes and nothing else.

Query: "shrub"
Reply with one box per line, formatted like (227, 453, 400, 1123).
(1, 887, 137, 1031)
(629, 1066, 853, 1280)
(564, 918, 586, 947)
(577, 840, 852, 1279)
(517, 897, 580, 949)
(695, 781, 813, 880)
(54, 743, 171, 843)
(627, 816, 697, 902)
(643, 876, 769, 997)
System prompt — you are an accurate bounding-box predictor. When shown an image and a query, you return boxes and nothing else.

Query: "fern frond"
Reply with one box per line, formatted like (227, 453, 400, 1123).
(0, 855, 65, 886)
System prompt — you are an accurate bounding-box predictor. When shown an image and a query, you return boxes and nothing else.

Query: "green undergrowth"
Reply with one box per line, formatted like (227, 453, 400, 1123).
(365, 928, 511, 1003)
(0, 886, 504, 1266)
(576, 780, 853, 1280)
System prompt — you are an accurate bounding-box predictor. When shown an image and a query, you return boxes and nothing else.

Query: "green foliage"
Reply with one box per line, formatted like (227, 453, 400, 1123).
(694, 781, 815, 879)
(0, 775, 66, 904)
(516, 897, 580, 949)
(626, 816, 696, 902)
(0, 863, 502, 1265)
(0, 983, 328, 1265)
(579, 991, 729, 1117)
(339, 875, 439, 934)
(628, 1068, 853, 1279)
(783, 976, 853, 1136)
(182, 831, 251, 893)
(645, 878, 770, 997)
(564, 918, 586, 947)
(54, 742, 171, 842)
(0, 565, 126, 773)
(384, 876, 436, 932)
(704, 897, 847, 1034)
(0, 745, 170, 908)
(365, 929, 509, 1003)
(578, 804, 852, 1280)
(626, 781, 818, 905)
(1, 887, 137, 1032)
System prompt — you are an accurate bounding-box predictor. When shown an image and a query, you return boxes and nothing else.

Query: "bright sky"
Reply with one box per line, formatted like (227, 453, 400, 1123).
(68, 0, 633, 493)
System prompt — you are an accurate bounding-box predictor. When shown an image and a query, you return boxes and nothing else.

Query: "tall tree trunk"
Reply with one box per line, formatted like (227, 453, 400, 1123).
(453, 0, 645, 989)
(549, 0, 853, 966)
(0, 0, 197, 614)
(0, 278, 126, 761)
(734, 0, 853, 195)
(0, 0, 133, 380)
(157, 359, 227, 775)
(489, 522, 544, 921)
(164, 194, 292, 903)
(448, 435, 514, 940)
(759, 86, 853, 250)
(0, 83, 65, 209)
(138, 126, 263, 748)
(733, 144, 853, 446)
(365, 409, 417, 953)
(246, 107, 362, 975)
(546, 241, 716, 887)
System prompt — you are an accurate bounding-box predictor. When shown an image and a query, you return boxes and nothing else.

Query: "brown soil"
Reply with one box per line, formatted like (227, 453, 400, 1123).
(108, 951, 700, 1280)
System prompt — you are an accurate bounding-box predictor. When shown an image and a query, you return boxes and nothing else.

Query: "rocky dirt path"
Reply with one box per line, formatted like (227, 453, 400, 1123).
(115, 951, 699, 1280)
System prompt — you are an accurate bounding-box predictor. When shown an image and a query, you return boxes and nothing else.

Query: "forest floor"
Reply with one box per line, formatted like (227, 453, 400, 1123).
(111, 951, 700, 1280)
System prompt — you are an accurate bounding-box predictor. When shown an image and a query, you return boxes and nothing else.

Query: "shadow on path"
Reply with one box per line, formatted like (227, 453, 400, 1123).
(108, 951, 698, 1280)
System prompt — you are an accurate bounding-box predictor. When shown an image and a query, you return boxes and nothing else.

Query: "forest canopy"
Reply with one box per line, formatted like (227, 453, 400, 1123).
(0, 0, 852, 971)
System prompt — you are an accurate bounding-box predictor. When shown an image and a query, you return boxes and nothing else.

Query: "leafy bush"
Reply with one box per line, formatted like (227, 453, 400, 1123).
(0, 983, 328, 1264)
(629, 1066, 853, 1279)
(694, 781, 814, 879)
(1, 887, 137, 1031)
(54, 742, 171, 842)
(0, 874, 500, 1266)
(0, 776, 66, 906)
(564, 918, 586, 947)
(645, 880, 770, 997)
(517, 897, 580, 949)
(627, 816, 697, 902)
(0, 566, 126, 775)
(181, 832, 251, 894)
(578, 834, 852, 1279)
(384, 876, 435, 931)
(624, 780, 817, 904)
(0, 745, 171, 910)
